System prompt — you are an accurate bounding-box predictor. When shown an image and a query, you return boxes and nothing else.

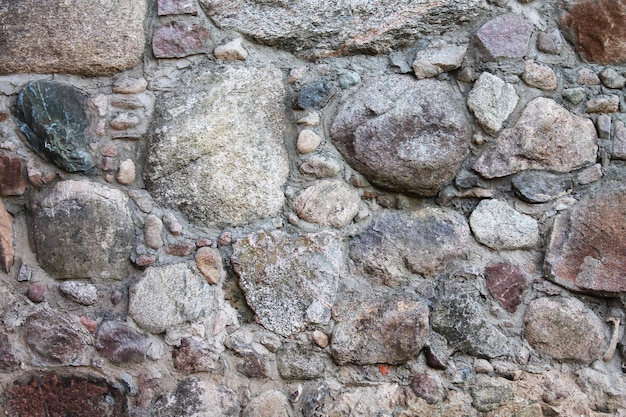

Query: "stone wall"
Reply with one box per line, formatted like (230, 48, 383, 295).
(0, 0, 625, 415)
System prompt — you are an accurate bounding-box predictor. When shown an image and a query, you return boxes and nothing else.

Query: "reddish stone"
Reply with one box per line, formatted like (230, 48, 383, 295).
(474, 14, 533, 60)
(24, 310, 88, 366)
(166, 239, 196, 256)
(152, 21, 211, 58)
(485, 263, 530, 313)
(0, 331, 18, 370)
(172, 338, 218, 373)
(26, 283, 46, 303)
(95, 321, 150, 365)
(158, 0, 197, 15)
(0, 154, 26, 196)
(411, 373, 444, 405)
(80, 316, 98, 333)
(195, 246, 223, 284)
(133, 254, 157, 267)
(5, 373, 128, 417)
(561, 0, 626, 64)
(545, 181, 626, 295)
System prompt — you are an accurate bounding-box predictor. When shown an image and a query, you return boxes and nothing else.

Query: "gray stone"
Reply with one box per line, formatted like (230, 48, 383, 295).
(129, 263, 213, 334)
(599, 68, 626, 89)
(242, 391, 290, 417)
(471, 383, 513, 412)
(144, 214, 164, 249)
(30, 180, 133, 280)
(0, 332, 18, 370)
(467, 72, 519, 135)
(586, 95, 620, 113)
(276, 343, 325, 380)
(432, 292, 509, 358)
(232, 230, 342, 336)
(15, 81, 94, 173)
(338, 71, 361, 88)
(562, 87, 586, 104)
(596, 114, 612, 139)
(613, 121, 626, 159)
(154, 378, 240, 417)
(299, 156, 341, 178)
(145, 67, 289, 227)
(200, 0, 481, 59)
(412, 43, 468, 79)
(524, 297, 606, 363)
(512, 171, 573, 203)
(153, 21, 212, 58)
(331, 295, 429, 365)
(350, 208, 471, 279)
(470, 199, 539, 250)
(522, 60, 558, 91)
(538, 28, 563, 54)
(473, 97, 597, 178)
(330, 76, 470, 196)
(95, 321, 150, 365)
(24, 309, 89, 366)
(576, 163, 602, 185)
(158, 0, 197, 15)
(58, 281, 98, 306)
(0, 0, 146, 76)
(474, 14, 533, 61)
(296, 80, 334, 110)
(293, 180, 361, 228)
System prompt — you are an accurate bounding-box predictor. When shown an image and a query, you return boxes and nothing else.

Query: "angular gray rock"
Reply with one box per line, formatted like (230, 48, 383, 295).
(469, 199, 539, 250)
(145, 67, 289, 226)
(330, 295, 429, 365)
(199, 0, 481, 59)
(153, 378, 240, 417)
(129, 263, 213, 334)
(0, 0, 146, 76)
(473, 98, 597, 178)
(29, 180, 133, 280)
(276, 343, 326, 380)
(330, 76, 471, 196)
(613, 121, 626, 160)
(467, 72, 519, 135)
(524, 297, 606, 363)
(232, 230, 342, 336)
(15, 81, 94, 173)
(350, 207, 471, 279)
(293, 180, 361, 228)
(412, 43, 468, 79)
(512, 171, 573, 203)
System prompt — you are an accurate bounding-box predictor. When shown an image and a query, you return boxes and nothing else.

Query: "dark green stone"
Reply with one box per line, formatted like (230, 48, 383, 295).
(15, 80, 94, 173)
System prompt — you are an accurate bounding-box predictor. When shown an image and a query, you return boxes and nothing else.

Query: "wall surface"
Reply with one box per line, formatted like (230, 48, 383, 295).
(0, 0, 625, 415)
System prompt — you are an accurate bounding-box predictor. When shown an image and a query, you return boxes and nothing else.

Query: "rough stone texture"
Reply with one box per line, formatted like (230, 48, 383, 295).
(522, 60, 558, 91)
(58, 281, 98, 306)
(29, 180, 134, 280)
(200, 0, 481, 59)
(242, 390, 290, 417)
(586, 94, 620, 113)
(0, 332, 18, 370)
(331, 295, 429, 365)
(172, 337, 218, 373)
(195, 247, 224, 285)
(295, 80, 335, 110)
(538, 28, 563, 54)
(474, 14, 533, 60)
(545, 181, 626, 295)
(561, 0, 626, 64)
(485, 263, 530, 313)
(5, 373, 128, 417)
(613, 121, 626, 160)
(152, 21, 212, 58)
(412, 43, 468, 79)
(432, 292, 509, 358)
(232, 230, 342, 336)
(0, 154, 26, 196)
(577, 68, 600, 85)
(512, 171, 573, 203)
(15, 81, 95, 173)
(0, 199, 14, 273)
(293, 180, 361, 228)
(331, 76, 470, 196)
(467, 72, 519, 135)
(145, 67, 289, 226)
(158, 0, 197, 15)
(524, 297, 606, 363)
(599, 68, 626, 89)
(470, 199, 540, 250)
(411, 373, 447, 404)
(128, 263, 213, 334)
(296, 129, 322, 154)
(471, 383, 513, 412)
(473, 97, 597, 178)
(24, 310, 89, 366)
(562, 87, 586, 104)
(299, 156, 341, 178)
(144, 213, 164, 249)
(153, 378, 240, 417)
(0, 0, 146, 76)
(27, 283, 46, 303)
(95, 321, 150, 365)
(214, 38, 248, 61)
(350, 208, 471, 279)
(276, 343, 325, 380)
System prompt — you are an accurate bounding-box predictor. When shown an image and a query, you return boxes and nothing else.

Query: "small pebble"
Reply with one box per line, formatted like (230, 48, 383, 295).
(522, 60, 557, 91)
(562, 87, 586, 104)
(112, 76, 148, 94)
(58, 281, 98, 306)
(586, 95, 620, 113)
(162, 212, 182, 236)
(297, 129, 322, 154)
(577, 163, 602, 185)
(27, 283, 46, 303)
(338, 71, 361, 88)
(145, 214, 164, 249)
(111, 288, 124, 305)
(537, 29, 562, 54)
(89, 95, 109, 117)
(599, 68, 626, 89)
(166, 239, 196, 257)
(218, 231, 232, 247)
(196, 238, 213, 247)
(288, 213, 299, 225)
(596, 114, 611, 139)
(475, 358, 494, 373)
(134, 254, 157, 267)
(213, 38, 248, 61)
(80, 316, 99, 333)
(296, 112, 321, 126)
(195, 247, 224, 285)
(110, 113, 141, 130)
(116, 159, 136, 185)
(288, 65, 308, 84)
(577, 68, 600, 85)
(17, 264, 32, 282)
(311, 330, 329, 348)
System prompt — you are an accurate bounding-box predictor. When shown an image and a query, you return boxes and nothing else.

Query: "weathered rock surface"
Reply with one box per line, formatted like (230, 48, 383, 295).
(350, 208, 471, 279)
(158, 0, 197, 15)
(0, 332, 18, 370)
(0, 199, 14, 273)
(561, 0, 626, 64)
(545, 181, 626, 295)
(95, 321, 150, 365)
(293, 180, 361, 228)
(524, 297, 606, 363)
(58, 281, 98, 306)
(471, 382, 513, 412)
(522, 60, 558, 91)
(152, 21, 212, 58)
(145, 67, 289, 226)
(242, 390, 290, 417)
(473, 97, 597, 178)
(613, 121, 626, 160)
(467, 72, 519, 135)
(129, 263, 213, 334)
(5, 373, 128, 417)
(172, 337, 219, 373)
(512, 171, 573, 203)
(474, 14, 533, 60)
(276, 343, 325, 379)
(485, 263, 530, 313)
(15, 81, 94, 173)
(153, 378, 240, 417)
(470, 199, 540, 250)
(24, 310, 89, 366)
(200, 0, 481, 58)
(331, 295, 429, 365)
(195, 247, 224, 285)
(331, 76, 471, 196)
(29, 180, 133, 280)
(232, 230, 342, 336)
(0, 154, 26, 196)
(412, 43, 467, 79)
(0, 0, 146, 75)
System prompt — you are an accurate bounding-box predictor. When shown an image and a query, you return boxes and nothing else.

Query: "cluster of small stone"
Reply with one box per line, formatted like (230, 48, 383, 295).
(0, 0, 625, 416)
